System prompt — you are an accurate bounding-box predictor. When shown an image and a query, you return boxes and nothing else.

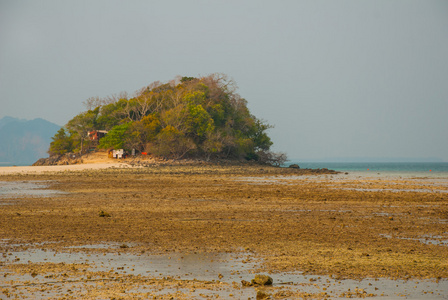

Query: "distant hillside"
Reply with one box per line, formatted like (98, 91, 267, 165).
(0, 117, 61, 166)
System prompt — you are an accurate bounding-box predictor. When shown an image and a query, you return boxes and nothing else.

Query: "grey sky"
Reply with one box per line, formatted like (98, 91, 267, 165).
(1, 0, 447, 161)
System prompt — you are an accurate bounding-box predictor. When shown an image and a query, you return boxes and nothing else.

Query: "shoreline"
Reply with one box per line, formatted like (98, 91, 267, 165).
(2, 157, 448, 178)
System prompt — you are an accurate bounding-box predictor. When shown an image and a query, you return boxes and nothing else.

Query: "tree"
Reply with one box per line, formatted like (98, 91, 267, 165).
(48, 128, 72, 155)
(249, 118, 273, 152)
(125, 114, 161, 152)
(256, 151, 288, 166)
(201, 131, 224, 160)
(65, 108, 99, 153)
(99, 123, 131, 150)
(185, 104, 215, 141)
(149, 125, 196, 159)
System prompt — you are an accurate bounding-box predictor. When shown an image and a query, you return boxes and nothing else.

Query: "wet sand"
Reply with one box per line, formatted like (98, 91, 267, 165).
(1, 164, 447, 299)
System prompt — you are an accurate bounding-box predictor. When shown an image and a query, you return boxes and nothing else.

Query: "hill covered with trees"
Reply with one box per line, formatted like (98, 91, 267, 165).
(49, 74, 285, 164)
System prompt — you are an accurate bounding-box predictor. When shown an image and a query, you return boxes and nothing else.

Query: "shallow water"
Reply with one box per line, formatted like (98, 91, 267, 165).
(0, 181, 66, 199)
(337, 187, 448, 193)
(1, 243, 447, 299)
(2, 244, 258, 283)
(293, 162, 448, 175)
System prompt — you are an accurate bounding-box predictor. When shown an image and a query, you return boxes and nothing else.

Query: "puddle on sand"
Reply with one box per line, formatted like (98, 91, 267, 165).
(1, 243, 447, 299)
(336, 187, 448, 194)
(380, 234, 448, 247)
(0, 181, 66, 199)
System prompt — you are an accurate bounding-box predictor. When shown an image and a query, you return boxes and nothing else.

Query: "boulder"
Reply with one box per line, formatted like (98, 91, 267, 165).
(251, 274, 273, 286)
(256, 290, 271, 299)
(289, 164, 300, 169)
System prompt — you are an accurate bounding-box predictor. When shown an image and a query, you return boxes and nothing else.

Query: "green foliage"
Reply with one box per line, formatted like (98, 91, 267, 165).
(180, 76, 196, 83)
(50, 74, 276, 161)
(149, 125, 196, 158)
(209, 104, 225, 127)
(250, 119, 273, 151)
(66, 108, 99, 134)
(48, 128, 73, 155)
(125, 114, 161, 151)
(99, 123, 131, 150)
(186, 104, 215, 140)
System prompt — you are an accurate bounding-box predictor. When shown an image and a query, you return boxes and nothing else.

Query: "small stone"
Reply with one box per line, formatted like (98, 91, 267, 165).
(241, 280, 253, 287)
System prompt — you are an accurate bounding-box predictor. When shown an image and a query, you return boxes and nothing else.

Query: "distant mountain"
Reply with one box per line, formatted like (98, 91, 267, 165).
(0, 117, 61, 166)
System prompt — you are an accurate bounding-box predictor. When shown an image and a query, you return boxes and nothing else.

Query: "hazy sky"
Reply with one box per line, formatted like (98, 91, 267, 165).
(1, 0, 447, 161)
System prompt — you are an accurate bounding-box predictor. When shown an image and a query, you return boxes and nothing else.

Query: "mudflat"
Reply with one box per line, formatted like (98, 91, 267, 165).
(1, 163, 447, 299)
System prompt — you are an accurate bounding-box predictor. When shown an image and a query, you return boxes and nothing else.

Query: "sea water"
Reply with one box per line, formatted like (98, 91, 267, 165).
(0, 162, 29, 167)
(290, 162, 448, 177)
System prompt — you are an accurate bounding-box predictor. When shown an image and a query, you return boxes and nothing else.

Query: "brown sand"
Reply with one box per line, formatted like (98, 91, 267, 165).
(1, 162, 447, 299)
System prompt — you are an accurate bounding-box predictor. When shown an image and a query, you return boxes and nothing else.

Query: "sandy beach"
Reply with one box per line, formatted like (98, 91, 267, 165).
(0, 162, 134, 175)
(1, 162, 447, 299)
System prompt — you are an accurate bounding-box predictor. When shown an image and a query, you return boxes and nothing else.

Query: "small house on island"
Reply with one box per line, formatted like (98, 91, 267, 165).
(88, 130, 108, 141)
